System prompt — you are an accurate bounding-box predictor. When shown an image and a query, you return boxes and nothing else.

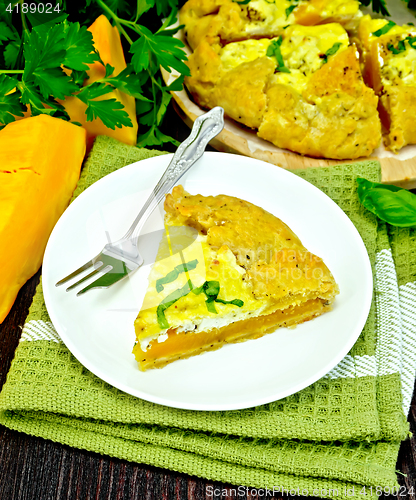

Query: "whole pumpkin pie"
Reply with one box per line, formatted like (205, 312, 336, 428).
(133, 186, 339, 371)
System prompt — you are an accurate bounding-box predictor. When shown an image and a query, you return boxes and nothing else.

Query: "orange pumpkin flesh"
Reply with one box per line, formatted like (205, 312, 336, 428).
(0, 115, 86, 323)
(133, 298, 327, 370)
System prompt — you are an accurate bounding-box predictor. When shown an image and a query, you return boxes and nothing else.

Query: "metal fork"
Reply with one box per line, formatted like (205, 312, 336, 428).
(56, 106, 225, 296)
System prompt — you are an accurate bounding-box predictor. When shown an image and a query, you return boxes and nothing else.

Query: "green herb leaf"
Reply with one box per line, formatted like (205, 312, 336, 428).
(156, 259, 199, 293)
(164, 74, 185, 92)
(35, 67, 78, 100)
(266, 37, 290, 74)
(322, 42, 342, 63)
(216, 298, 244, 307)
(366, 0, 390, 16)
(62, 21, 100, 71)
(17, 79, 61, 115)
(357, 177, 416, 227)
(85, 98, 132, 129)
(232, 0, 251, 4)
(156, 90, 171, 126)
(157, 280, 193, 329)
(285, 4, 297, 18)
(0, 74, 25, 125)
(205, 298, 218, 314)
(388, 40, 407, 55)
(136, 124, 179, 147)
(104, 64, 115, 78)
(4, 39, 21, 68)
(407, 36, 416, 50)
(130, 26, 190, 77)
(191, 280, 244, 314)
(70, 69, 89, 87)
(76, 81, 132, 128)
(23, 23, 67, 78)
(103, 66, 151, 101)
(153, 0, 178, 18)
(372, 20, 396, 37)
(0, 21, 14, 44)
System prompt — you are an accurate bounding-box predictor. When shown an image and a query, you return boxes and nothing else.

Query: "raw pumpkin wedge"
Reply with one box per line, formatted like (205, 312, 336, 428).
(0, 115, 86, 323)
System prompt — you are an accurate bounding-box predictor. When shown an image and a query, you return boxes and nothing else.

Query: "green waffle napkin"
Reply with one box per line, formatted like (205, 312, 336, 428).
(1, 135, 416, 499)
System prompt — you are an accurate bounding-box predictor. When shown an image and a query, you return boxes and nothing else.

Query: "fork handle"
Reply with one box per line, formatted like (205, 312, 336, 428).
(123, 107, 225, 244)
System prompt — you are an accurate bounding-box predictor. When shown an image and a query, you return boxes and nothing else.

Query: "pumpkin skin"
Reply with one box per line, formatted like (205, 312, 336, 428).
(0, 115, 86, 323)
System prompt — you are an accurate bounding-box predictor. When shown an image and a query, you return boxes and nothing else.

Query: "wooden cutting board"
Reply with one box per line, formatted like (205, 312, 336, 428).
(162, 2, 416, 189)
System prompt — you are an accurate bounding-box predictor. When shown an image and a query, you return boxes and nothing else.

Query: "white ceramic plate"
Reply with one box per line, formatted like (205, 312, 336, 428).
(43, 152, 373, 411)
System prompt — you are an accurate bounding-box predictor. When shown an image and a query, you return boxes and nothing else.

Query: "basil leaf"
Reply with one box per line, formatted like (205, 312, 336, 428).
(191, 284, 204, 295)
(267, 37, 291, 74)
(285, 4, 297, 18)
(372, 20, 396, 37)
(388, 40, 407, 55)
(156, 280, 193, 329)
(356, 177, 416, 227)
(322, 42, 342, 63)
(205, 298, 218, 314)
(232, 0, 251, 4)
(216, 298, 244, 307)
(156, 259, 199, 292)
(406, 35, 416, 50)
(204, 280, 220, 297)
(191, 280, 244, 313)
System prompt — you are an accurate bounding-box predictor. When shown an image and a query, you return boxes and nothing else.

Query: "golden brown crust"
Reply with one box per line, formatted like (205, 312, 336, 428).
(211, 57, 275, 129)
(164, 185, 338, 301)
(258, 47, 381, 159)
(184, 41, 223, 108)
(180, 0, 244, 50)
(380, 86, 416, 153)
(165, 185, 306, 266)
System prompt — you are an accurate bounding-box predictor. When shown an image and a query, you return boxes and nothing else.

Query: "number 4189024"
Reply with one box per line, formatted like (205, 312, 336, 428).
(6, 3, 61, 13)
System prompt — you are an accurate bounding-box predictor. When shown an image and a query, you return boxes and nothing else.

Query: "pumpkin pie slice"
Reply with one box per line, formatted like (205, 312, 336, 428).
(133, 186, 339, 371)
(357, 15, 416, 152)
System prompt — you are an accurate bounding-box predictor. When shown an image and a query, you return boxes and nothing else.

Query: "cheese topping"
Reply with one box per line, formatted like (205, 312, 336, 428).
(220, 23, 349, 93)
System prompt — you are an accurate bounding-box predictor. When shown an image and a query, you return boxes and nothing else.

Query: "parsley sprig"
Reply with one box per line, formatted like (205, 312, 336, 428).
(359, 0, 416, 16)
(0, 0, 189, 147)
(359, 0, 390, 16)
(321, 42, 343, 64)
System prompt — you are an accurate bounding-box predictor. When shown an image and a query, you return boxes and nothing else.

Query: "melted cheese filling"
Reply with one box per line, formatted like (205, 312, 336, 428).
(363, 18, 416, 88)
(220, 24, 349, 93)
(238, 0, 362, 37)
(381, 42, 416, 87)
(135, 234, 266, 350)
